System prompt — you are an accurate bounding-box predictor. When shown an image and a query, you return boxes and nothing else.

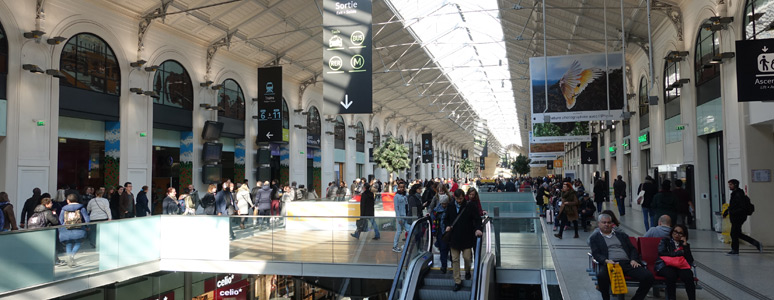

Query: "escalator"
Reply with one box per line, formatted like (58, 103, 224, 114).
(389, 217, 495, 300)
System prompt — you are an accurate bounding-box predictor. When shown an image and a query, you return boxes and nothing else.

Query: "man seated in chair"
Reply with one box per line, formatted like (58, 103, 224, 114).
(589, 213, 654, 300)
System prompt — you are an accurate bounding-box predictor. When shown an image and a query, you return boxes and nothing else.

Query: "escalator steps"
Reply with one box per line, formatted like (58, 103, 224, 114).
(417, 269, 472, 300)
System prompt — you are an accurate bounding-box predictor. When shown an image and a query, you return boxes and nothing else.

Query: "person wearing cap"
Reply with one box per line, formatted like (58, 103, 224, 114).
(579, 192, 596, 231)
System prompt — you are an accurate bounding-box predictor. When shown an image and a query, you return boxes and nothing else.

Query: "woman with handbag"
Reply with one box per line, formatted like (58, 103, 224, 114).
(655, 224, 696, 300)
(443, 189, 483, 292)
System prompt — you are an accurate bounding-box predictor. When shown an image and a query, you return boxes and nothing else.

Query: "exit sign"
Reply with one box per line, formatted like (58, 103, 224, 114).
(609, 146, 617, 153)
(638, 133, 649, 143)
(676, 125, 685, 131)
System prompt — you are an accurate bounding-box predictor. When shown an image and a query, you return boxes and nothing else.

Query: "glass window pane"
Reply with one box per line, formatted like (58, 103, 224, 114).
(59, 33, 121, 96)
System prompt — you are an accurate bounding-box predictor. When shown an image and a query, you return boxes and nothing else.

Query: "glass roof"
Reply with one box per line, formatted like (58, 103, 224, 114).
(386, 0, 521, 147)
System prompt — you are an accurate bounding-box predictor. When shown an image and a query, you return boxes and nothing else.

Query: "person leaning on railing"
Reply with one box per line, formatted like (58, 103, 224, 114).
(444, 189, 483, 292)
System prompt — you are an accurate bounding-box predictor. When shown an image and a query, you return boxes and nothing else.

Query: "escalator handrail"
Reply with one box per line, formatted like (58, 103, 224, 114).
(470, 216, 493, 300)
(388, 215, 432, 300)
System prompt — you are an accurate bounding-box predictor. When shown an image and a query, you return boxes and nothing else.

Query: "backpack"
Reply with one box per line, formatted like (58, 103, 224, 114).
(64, 209, 84, 229)
(0, 202, 8, 232)
(26, 211, 48, 229)
(744, 195, 755, 216)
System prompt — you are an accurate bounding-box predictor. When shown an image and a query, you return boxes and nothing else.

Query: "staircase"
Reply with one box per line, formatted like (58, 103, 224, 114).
(415, 269, 472, 300)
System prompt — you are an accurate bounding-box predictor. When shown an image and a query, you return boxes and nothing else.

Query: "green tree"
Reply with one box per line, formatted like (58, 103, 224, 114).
(373, 137, 410, 189)
(511, 154, 531, 176)
(459, 158, 475, 174)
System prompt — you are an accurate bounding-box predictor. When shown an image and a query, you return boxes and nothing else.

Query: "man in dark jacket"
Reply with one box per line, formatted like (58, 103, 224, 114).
(613, 175, 626, 216)
(351, 183, 379, 240)
(593, 178, 607, 213)
(504, 179, 517, 192)
(639, 176, 658, 230)
(723, 179, 762, 254)
(444, 189, 483, 291)
(119, 182, 136, 218)
(421, 181, 437, 210)
(19, 188, 42, 228)
(135, 186, 151, 217)
(589, 213, 654, 300)
(672, 179, 692, 226)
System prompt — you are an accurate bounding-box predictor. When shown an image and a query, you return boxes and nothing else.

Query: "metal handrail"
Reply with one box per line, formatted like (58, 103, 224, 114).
(470, 216, 493, 300)
(388, 215, 432, 300)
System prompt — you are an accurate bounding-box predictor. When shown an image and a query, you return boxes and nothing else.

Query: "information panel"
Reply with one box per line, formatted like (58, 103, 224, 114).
(421, 133, 434, 163)
(461, 149, 468, 160)
(735, 39, 774, 102)
(323, 0, 373, 114)
(581, 137, 599, 164)
(257, 67, 283, 143)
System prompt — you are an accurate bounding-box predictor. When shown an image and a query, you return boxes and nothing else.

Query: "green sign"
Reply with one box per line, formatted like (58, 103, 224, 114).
(609, 146, 617, 153)
(36, 120, 45, 126)
(676, 125, 685, 131)
(139, 132, 147, 137)
(638, 133, 649, 143)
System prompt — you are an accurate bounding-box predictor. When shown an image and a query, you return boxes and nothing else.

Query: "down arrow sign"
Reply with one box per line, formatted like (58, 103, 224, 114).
(340, 94, 353, 109)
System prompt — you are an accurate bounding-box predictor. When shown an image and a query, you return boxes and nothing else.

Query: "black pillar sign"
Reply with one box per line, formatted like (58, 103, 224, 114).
(257, 67, 283, 143)
(735, 39, 774, 102)
(546, 160, 554, 170)
(480, 157, 486, 170)
(462, 150, 468, 160)
(421, 133, 434, 163)
(581, 136, 599, 164)
(323, 0, 372, 114)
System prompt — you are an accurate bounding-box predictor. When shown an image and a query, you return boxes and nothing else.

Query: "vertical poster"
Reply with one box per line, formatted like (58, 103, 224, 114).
(581, 136, 599, 164)
(530, 52, 624, 122)
(421, 133, 434, 163)
(323, 0, 373, 114)
(735, 39, 774, 102)
(257, 66, 283, 143)
(461, 149, 469, 160)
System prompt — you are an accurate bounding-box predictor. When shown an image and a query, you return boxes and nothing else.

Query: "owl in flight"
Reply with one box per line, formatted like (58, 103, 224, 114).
(558, 60, 603, 110)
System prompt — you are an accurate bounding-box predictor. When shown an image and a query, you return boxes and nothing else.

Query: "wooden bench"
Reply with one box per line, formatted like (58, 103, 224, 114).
(587, 236, 700, 300)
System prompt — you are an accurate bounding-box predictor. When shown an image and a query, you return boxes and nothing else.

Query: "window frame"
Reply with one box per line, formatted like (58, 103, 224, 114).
(153, 60, 193, 111)
(59, 33, 121, 96)
(217, 78, 245, 121)
(334, 116, 346, 150)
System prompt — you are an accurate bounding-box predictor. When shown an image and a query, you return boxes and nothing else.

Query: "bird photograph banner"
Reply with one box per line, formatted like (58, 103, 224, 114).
(530, 52, 625, 123)
(531, 121, 591, 143)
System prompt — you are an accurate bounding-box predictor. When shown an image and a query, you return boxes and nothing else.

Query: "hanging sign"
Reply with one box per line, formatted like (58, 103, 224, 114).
(735, 39, 774, 102)
(461, 150, 468, 159)
(480, 156, 486, 170)
(323, 0, 373, 114)
(581, 136, 598, 164)
(257, 66, 283, 143)
(421, 133, 434, 163)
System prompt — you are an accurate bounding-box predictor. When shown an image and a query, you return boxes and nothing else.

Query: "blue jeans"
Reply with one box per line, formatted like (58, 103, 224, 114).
(596, 202, 603, 214)
(354, 218, 380, 238)
(65, 241, 82, 256)
(393, 218, 411, 248)
(642, 207, 653, 231)
(617, 196, 626, 216)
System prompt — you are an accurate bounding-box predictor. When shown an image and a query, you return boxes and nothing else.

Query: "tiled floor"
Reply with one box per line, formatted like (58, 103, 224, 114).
(549, 202, 773, 300)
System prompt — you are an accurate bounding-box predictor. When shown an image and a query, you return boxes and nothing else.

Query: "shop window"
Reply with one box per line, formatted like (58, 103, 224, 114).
(217, 79, 245, 120)
(334, 116, 345, 150)
(744, 0, 774, 40)
(307, 106, 321, 147)
(356, 121, 365, 152)
(153, 60, 193, 110)
(60, 33, 120, 96)
(694, 23, 721, 86)
(664, 57, 681, 102)
(373, 127, 380, 147)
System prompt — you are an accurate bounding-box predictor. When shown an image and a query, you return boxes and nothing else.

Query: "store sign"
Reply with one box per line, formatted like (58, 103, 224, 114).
(638, 132, 649, 144)
(323, 0, 373, 114)
(199, 274, 249, 300)
(735, 39, 774, 102)
(421, 133, 434, 163)
(622, 138, 630, 152)
(609, 146, 617, 153)
(257, 67, 283, 143)
(581, 137, 598, 164)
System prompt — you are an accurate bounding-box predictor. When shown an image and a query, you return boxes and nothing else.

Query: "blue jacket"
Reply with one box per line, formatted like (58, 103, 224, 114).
(58, 203, 90, 242)
(393, 192, 408, 217)
(215, 190, 228, 215)
(135, 191, 151, 217)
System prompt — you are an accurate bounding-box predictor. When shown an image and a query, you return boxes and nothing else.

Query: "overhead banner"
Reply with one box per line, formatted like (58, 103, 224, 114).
(581, 136, 599, 164)
(323, 0, 373, 114)
(531, 121, 591, 143)
(256, 66, 283, 143)
(421, 133, 434, 163)
(530, 52, 624, 123)
(735, 39, 774, 102)
(528, 142, 564, 160)
(480, 156, 485, 170)
(461, 150, 469, 160)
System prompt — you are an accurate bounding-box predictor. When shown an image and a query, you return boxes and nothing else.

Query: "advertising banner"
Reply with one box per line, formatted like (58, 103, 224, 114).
(323, 0, 373, 114)
(530, 52, 624, 123)
(735, 39, 774, 102)
(257, 66, 283, 143)
(531, 121, 591, 143)
(528, 142, 564, 160)
(581, 137, 599, 164)
(421, 133, 434, 163)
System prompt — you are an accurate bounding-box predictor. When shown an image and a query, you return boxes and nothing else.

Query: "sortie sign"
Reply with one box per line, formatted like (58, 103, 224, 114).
(323, 0, 373, 114)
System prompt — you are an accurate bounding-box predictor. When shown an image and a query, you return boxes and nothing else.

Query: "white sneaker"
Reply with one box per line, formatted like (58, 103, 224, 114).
(392, 246, 402, 252)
